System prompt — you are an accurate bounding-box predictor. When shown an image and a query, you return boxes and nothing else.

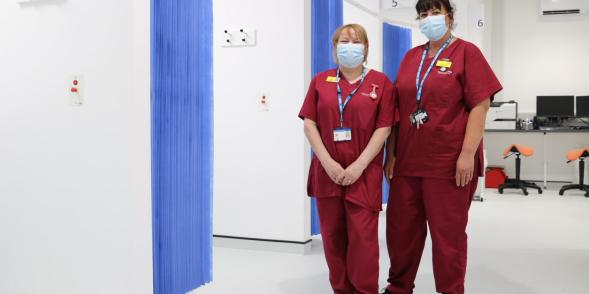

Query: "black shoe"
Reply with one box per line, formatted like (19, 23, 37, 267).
(380, 288, 392, 294)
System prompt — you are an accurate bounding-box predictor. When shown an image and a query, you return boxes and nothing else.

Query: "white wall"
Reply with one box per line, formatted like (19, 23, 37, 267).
(0, 1, 152, 293)
(380, 0, 492, 51)
(492, 0, 589, 112)
(213, 0, 311, 243)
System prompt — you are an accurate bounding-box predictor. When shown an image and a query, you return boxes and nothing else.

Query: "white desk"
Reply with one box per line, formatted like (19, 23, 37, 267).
(484, 129, 589, 188)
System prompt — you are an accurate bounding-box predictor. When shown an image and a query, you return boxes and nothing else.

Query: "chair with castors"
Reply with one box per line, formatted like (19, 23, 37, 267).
(498, 144, 543, 196)
(559, 148, 589, 198)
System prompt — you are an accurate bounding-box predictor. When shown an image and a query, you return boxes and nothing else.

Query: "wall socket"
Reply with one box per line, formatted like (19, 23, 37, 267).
(69, 75, 84, 107)
(259, 92, 269, 112)
(222, 28, 257, 47)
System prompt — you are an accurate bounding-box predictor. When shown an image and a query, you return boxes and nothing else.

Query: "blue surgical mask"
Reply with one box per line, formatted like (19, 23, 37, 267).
(337, 43, 365, 68)
(419, 15, 448, 41)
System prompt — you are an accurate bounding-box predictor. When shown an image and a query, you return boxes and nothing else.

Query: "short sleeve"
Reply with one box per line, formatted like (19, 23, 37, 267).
(462, 43, 503, 110)
(375, 77, 396, 129)
(298, 77, 318, 122)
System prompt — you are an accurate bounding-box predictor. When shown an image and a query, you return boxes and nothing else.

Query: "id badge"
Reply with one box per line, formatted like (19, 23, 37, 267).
(333, 128, 352, 142)
(410, 108, 430, 128)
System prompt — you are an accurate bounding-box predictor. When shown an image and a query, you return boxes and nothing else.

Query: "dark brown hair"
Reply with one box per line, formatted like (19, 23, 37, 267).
(415, 0, 454, 19)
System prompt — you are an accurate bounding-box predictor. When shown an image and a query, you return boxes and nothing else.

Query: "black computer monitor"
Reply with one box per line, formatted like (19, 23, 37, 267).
(536, 96, 575, 117)
(576, 96, 589, 117)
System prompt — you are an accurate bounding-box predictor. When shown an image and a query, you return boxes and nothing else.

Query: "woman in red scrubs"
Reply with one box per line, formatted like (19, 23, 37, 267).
(299, 24, 396, 294)
(381, 1, 502, 293)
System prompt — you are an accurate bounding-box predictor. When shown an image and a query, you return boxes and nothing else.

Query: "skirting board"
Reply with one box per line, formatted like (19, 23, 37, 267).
(213, 235, 313, 254)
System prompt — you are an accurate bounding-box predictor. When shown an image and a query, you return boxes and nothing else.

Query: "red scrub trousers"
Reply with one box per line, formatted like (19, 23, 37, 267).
(317, 197, 379, 294)
(385, 176, 478, 294)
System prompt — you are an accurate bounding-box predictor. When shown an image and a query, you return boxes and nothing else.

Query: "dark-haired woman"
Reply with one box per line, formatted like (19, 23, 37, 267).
(382, 1, 502, 293)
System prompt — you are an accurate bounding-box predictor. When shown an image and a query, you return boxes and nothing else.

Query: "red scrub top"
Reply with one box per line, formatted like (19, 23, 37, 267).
(299, 69, 396, 211)
(394, 38, 502, 179)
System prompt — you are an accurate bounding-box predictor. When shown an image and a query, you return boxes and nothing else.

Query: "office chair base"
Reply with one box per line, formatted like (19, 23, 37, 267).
(559, 184, 589, 197)
(498, 180, 543, 196)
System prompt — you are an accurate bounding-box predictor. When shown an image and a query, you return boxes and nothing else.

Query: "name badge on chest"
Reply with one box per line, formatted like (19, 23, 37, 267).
(333, 128, 352, 142)
(410, 108, 430, 129)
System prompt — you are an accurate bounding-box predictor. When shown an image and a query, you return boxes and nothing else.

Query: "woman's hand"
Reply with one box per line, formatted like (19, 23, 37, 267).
(321, 159, 346, 184)
(457, 99, 489, 187)
(383, 155, 396, 181)
(456, 152, 475, 187)
(338, 161, 367, 186)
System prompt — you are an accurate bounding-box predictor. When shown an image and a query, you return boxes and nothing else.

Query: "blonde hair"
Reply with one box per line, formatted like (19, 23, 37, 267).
(332, 24, 369, 64)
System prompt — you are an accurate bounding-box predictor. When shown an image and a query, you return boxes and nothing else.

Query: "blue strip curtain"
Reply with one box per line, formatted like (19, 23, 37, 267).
(151, 0, 213, 293)
(310, 0, 343, 235)
(382, 22, 412, 203)
(382, 22, 412, 82)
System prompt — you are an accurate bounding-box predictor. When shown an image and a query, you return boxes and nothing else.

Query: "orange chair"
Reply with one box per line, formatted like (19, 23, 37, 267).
(498, 144, 543, 196)
(559, 148, 589, 197)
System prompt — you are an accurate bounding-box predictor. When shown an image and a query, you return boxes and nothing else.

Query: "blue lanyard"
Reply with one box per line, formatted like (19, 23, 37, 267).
(336, 67, 366, 128)
(415, 36, 453, 105)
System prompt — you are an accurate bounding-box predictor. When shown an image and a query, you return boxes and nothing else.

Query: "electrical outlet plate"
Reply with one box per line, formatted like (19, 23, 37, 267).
(259, 92, 269, 112)
(222, 29, 257, 47)
(69, 75, 84, 107)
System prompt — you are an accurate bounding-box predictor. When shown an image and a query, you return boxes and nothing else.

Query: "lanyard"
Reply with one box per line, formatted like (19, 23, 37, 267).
(415, 35, 453, 106)
(336, 66, 366, 128)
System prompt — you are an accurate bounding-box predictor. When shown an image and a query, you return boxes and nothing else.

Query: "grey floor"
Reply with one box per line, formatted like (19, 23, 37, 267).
(197, 187, 589, 294)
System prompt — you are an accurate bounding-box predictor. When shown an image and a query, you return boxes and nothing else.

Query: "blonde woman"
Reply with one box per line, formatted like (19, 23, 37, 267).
(299, 24, 397, 294)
